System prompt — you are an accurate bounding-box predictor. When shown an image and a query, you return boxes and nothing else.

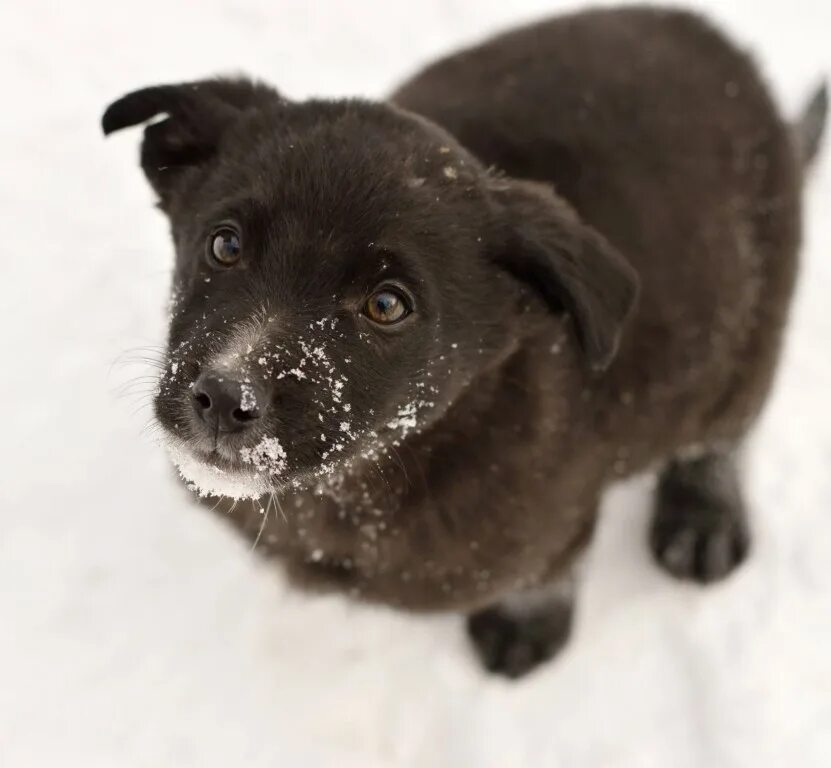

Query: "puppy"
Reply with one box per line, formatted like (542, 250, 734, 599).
(104, 7, 826, 678)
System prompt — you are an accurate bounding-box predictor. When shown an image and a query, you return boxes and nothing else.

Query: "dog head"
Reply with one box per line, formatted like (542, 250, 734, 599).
(104, 78, 637, 499)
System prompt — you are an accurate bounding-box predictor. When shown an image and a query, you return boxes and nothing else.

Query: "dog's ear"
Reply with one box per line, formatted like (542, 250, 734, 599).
(489, 178, 639, 371)
(102, 78, 280, 205)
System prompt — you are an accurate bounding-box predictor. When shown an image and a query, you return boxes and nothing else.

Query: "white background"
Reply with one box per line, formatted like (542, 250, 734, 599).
(1, 1, 829, 766)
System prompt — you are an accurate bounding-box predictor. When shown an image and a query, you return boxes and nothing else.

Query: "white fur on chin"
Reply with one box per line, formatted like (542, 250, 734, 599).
(165, 442, 269, 500)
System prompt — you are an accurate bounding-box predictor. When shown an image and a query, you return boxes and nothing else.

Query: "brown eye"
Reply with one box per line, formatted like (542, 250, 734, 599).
(364, 289, 410, 325)
(208, 227, 241, 266)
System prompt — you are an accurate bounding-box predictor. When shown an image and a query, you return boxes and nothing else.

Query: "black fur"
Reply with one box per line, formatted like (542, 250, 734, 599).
(104, 7, 823, 678)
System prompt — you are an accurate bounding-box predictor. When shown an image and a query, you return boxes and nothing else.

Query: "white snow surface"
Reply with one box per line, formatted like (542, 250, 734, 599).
(1, 1, 829, 766)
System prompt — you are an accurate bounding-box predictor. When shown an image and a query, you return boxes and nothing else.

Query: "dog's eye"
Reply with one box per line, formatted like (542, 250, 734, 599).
(364, 289, 410, 325)
(208, 228, 241, 266)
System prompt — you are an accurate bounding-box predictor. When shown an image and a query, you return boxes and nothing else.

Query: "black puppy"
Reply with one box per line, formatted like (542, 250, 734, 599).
(104, 7, 825, 678)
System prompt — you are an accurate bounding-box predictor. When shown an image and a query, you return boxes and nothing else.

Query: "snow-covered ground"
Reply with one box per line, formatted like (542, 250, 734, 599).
(1, 1, 829, 765)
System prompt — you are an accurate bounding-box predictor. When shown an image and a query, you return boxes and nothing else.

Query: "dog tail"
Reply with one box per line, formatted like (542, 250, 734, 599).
(795, 81, 827, 170)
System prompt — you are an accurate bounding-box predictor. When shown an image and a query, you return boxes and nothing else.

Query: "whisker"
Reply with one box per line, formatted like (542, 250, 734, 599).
(114, 377, 161, 397)
(274, 493, 287, 523)
(140, 419, 164, 439)
(109, 346, 167, 377)
(387, 444, 411, 490)
(129, 400, 155, 418)
(396, 441, 430, 498)
(252, 493, 275, 551)
(370, 459, 392, 494)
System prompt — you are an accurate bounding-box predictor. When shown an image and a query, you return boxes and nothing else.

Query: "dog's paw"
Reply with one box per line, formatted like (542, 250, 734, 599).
(466, 604, 572, 679)
(650, 497, 750, 583)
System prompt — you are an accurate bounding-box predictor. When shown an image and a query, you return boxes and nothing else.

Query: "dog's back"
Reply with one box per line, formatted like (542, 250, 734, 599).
(394, 7, 803, 455)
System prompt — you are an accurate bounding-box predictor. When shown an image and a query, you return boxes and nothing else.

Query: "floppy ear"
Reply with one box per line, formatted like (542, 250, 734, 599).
(490, 179, 639, 371)
(102, 78, 280, 206)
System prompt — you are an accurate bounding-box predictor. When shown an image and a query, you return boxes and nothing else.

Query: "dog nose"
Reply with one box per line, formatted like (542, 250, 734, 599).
(192, 372, 263, 433)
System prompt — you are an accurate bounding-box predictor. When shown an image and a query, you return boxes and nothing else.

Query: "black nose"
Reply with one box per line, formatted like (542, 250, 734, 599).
(192, 372, 263, 433)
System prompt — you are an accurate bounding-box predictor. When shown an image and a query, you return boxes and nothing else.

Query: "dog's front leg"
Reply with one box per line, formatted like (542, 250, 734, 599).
(466, 569, 578, 679)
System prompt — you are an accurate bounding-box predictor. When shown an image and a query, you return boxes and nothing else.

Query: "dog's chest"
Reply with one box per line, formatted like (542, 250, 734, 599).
(236, 438, 598, 609)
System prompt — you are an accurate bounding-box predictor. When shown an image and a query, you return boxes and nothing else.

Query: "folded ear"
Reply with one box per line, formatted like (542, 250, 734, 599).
(102, 78, 280, 206)
(490, 179, 639, 371)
